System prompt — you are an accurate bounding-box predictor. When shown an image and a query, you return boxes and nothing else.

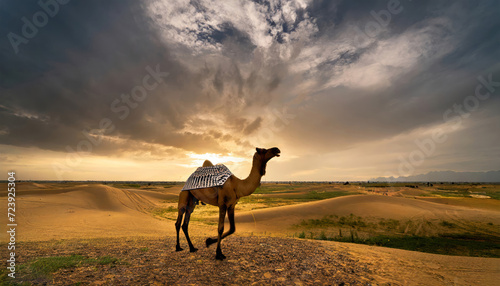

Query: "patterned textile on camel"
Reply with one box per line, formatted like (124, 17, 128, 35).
(181, 164, 233, 191)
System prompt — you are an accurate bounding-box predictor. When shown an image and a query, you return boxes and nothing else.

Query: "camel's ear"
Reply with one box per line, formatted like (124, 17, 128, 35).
(256, 147, 264, 154)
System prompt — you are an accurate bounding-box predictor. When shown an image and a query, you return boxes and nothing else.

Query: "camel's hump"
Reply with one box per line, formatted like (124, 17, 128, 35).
(202, 160, 214, 167)
(181, 164, 232, 191)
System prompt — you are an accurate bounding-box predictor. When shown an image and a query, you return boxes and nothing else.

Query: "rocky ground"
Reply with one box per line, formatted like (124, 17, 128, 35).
(8, 236, 377, 285)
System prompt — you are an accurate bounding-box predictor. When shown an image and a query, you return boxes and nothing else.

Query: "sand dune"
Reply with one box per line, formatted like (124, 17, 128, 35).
(22, 184, 155, 212)
(1, 183, 499, 285)
(331, 240, 500, 286)
(0, 184, 177, 241)
(126, 188, 178, 204)
(234, 195, 500, 232)
(416, 196, 500, 211)
(3, 184, 499, 239)
(0, 182, 91, 196)
(4, 184, 499, 240)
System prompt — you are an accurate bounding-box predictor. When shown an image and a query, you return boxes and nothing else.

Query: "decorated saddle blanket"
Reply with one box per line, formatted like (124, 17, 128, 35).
(181, 164, 233, 191)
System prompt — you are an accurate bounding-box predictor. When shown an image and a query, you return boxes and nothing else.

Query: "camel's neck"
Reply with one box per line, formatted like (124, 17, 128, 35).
(236, 156, 265, 198)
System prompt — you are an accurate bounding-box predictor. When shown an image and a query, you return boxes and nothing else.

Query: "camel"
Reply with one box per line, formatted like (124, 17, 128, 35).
(175, 147, 281, 260)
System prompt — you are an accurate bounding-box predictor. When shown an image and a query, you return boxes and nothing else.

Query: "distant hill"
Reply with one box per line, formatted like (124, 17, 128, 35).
(370, 170, 500, 183)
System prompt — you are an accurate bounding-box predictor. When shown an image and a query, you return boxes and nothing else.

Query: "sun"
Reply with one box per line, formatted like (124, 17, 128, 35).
(186, 152, 246, 167)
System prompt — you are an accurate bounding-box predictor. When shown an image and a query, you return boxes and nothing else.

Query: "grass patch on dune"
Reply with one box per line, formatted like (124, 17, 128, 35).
(239, 190, 357, 208)
(360, 182, 419, 188)
(151, 205, 218, 225)
(296, 229, 500, 258)
(484, 192, 500, 200)
(29, 255, 119, 275)
(427, 184, 500, 200)
(254, 184, 300, 194)
(298, 214, 367, 228)
(1, 254, 121, 284)
(119, 183, 142, 188)
(295, 214, 500, 257)
(431, 188, 470, 198)
(329, 234, 500, 258)
(152, 206, 177, 217)
(360, 182, 392, 188)
(254, 182, 358, 196)
(468, 186, 500, 200)
(359, 182, 500, 201)
(160, 198, 180, 203)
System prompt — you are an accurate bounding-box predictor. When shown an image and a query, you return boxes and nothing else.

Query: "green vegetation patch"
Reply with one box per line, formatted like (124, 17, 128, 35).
(299, 190, 354, 201)
(295, 213, 500, 257)
(1, 254, 120, 284)
(240, 190, 357, 208)
(298, 214, 367, 228)
(111, 183, 142, 189)
(151, 205, 218, 225)
(122, 183, 141, 188)
(29, 255, 118, 276)
(254, 184, 300, 194)
(468, 186, 500, 200)
(355, 234, 499, 258)
(378, 218, 400, 230)
(298, 232, 500, 258)
(431, 188, 470, 198)
(152, 206, 177, 217)
(360, 182, 416, 188)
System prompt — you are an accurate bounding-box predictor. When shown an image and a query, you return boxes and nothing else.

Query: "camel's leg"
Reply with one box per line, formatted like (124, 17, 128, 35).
(215, 205, 227, 260)
(175, 207, 185, 251)
(206, 206, 235, 247)
(181, 195, 198, 253)
(223, 206, 236, 239)
(175, 191, 191, 251)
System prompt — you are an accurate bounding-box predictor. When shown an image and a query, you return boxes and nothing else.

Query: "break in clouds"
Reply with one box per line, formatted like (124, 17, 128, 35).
(0, 0, 499, 180)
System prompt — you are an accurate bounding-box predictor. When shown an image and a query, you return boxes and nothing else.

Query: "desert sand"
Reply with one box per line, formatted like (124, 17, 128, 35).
(234, 194, 500, 233)
(1, 184, 176, 241)
(1, 182, 499, 285)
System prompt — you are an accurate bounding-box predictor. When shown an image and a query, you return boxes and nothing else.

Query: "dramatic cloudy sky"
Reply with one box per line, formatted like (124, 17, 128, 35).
(1, 0, 499, 181)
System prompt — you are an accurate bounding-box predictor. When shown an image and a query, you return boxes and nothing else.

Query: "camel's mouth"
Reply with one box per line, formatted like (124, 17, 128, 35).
(272, 148, 281, 157)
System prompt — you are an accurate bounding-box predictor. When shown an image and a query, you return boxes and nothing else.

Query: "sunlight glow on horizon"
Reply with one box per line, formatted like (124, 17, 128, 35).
(180, 152, 247, 168)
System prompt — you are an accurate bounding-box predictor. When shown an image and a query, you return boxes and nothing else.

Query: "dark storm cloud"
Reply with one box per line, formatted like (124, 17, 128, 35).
(0, 0, 244, 155)
(0, 1, 174, 152)
(1, 0, 499, 173)
(275, 0, 500, 153)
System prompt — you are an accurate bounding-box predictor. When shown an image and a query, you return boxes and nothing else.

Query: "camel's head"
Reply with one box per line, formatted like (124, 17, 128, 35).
(255, 147, 281, 175)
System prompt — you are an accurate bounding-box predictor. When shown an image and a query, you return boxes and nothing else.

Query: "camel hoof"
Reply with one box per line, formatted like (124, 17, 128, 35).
(215, 252, 226, 260)
(175, 245, 184, 252)
(215, 248, 226, 260)
(190, 247, 198, 253)
(206, 238, 217, 248)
